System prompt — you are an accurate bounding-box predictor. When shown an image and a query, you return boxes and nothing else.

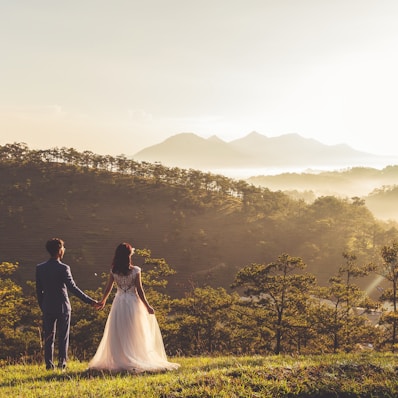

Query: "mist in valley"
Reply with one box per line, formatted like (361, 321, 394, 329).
(243, 165, 398, 222)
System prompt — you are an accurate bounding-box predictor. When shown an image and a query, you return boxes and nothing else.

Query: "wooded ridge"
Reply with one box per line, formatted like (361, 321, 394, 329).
(248, 166, 398, 221)
(1, 142, 397, 297)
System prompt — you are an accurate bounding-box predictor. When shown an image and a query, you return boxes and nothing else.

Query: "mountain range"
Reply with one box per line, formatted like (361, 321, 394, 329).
(132, 132, 390, 171)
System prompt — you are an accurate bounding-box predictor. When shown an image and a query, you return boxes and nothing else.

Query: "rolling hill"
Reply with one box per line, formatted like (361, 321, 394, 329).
(1, 144, 396, 299)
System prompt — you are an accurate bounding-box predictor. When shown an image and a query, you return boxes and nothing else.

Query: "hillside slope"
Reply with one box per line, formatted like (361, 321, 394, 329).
(0, 151, 395, 297)
(247, 165, 398, 220)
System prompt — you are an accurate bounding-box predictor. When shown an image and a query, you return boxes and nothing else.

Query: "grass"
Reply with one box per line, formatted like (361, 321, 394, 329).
(1, 353, 398, 397)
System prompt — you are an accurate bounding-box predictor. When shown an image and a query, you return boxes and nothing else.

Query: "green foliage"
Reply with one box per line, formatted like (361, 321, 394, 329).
(0, 261, 19, 276)
(377, 241, 398, 350)
(171, 286, 240, 355)
(138, 248, 176, 290)
(0, 263, 41, 361)
(0, 278, 22, 328)
(232, 254, 317, 354)
(0, 249, 392, 361)
(311, 253, 380, 353)
(0, 262, 23, 355)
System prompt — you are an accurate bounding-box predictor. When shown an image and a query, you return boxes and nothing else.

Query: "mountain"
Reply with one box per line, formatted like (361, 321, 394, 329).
(133, 131, 386, 170)
(134, 132, 249, 168)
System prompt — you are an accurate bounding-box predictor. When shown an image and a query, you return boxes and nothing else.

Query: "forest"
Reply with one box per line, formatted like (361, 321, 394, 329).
(248, 166, 398, 221)
(2, 142, 398, 361)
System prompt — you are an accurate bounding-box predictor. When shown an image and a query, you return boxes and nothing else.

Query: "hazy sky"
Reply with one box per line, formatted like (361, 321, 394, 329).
(1, 1, 398, 157)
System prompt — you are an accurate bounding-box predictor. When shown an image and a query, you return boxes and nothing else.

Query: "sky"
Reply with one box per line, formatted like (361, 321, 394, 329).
(1, 0, 398, 158)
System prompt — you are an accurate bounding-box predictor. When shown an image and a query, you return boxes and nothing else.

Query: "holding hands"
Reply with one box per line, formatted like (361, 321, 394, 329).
(96, 299, 106, 310)
(91, 300, 103, 310)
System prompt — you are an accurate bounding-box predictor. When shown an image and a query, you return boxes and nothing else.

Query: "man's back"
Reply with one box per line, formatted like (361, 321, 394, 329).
(36, 237, 97, 370)
(36, 258, 95, 314)
(36, 258, 72, 314)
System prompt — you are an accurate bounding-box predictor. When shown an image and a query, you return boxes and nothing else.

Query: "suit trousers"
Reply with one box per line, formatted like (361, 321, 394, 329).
(43, 311, 71, 368)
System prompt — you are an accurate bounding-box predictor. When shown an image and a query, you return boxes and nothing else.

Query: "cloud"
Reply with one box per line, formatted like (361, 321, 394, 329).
(127, 109, 154, 124)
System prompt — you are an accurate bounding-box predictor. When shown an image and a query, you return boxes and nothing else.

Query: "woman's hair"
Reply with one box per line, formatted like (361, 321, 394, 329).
(111, 242, 134, 275)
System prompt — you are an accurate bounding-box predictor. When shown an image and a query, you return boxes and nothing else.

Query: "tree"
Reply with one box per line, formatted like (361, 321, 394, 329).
(0, 262, 23, 359)
(338, 252, 375, 345)
(232, 253, 316, 354)
(377, 241, 398, 351)
(314, 252, 377, 352)
(0, 262, 22, 328)
(171, 286, 239, 355)
(227, 299, 274, 354)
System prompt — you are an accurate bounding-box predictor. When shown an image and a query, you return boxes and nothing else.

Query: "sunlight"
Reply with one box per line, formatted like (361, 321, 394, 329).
(365, 274, 385, 296)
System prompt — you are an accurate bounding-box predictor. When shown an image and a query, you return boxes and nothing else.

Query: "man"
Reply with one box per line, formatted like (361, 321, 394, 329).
(36, 238, 98, 370)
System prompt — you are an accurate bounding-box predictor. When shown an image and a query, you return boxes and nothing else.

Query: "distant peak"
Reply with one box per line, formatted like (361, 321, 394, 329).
(164, 132, 205, 143)
(230, 131, 269, 145)
(207, 135, 225, 143)
(168, 132, 198, 139)
(246, 131, 267, 138)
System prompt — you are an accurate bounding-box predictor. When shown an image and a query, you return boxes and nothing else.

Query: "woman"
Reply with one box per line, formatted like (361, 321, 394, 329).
(89, 242, 180, 373)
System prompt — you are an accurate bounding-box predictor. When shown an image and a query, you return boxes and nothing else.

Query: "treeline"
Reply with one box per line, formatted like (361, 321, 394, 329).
(2, 142, 398, 297)
(3, 243, 398, 362)
(0, 142, 299, 294)
(0, 142, 272, 201)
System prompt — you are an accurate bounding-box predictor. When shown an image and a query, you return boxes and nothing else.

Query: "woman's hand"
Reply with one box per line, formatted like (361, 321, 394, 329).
(96, 299, 106, 310)
(147, 305, 155, 314)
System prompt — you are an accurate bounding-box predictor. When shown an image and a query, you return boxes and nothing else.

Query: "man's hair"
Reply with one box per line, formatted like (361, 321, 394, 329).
(46, 238, 64, 257)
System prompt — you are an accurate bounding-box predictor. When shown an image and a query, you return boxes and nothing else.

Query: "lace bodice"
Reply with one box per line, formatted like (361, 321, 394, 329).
(112, 266, 141, 294)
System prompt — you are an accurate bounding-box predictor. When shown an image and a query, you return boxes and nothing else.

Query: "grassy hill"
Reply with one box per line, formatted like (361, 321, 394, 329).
(1, 145, 397, 297)
(1, 353, 398, 397)
(1, 162, 272, 295)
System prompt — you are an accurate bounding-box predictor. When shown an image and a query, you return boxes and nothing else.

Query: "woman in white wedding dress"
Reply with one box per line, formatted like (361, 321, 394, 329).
(88, 242, 180, 373)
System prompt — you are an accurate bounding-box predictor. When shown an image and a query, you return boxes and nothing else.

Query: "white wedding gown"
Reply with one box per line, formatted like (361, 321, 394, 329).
(88, 266, 180, 373)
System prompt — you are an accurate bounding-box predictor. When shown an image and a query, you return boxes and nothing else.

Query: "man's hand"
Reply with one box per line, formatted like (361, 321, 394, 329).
(92, 301, 103, 310)
(92, 299, 106, 310)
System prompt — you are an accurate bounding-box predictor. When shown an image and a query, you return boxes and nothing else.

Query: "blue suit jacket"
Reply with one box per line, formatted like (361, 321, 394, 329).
(36, 258, 95, 314)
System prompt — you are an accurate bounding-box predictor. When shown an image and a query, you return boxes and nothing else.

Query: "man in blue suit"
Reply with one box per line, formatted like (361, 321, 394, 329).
(36, 238, 99, 370)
